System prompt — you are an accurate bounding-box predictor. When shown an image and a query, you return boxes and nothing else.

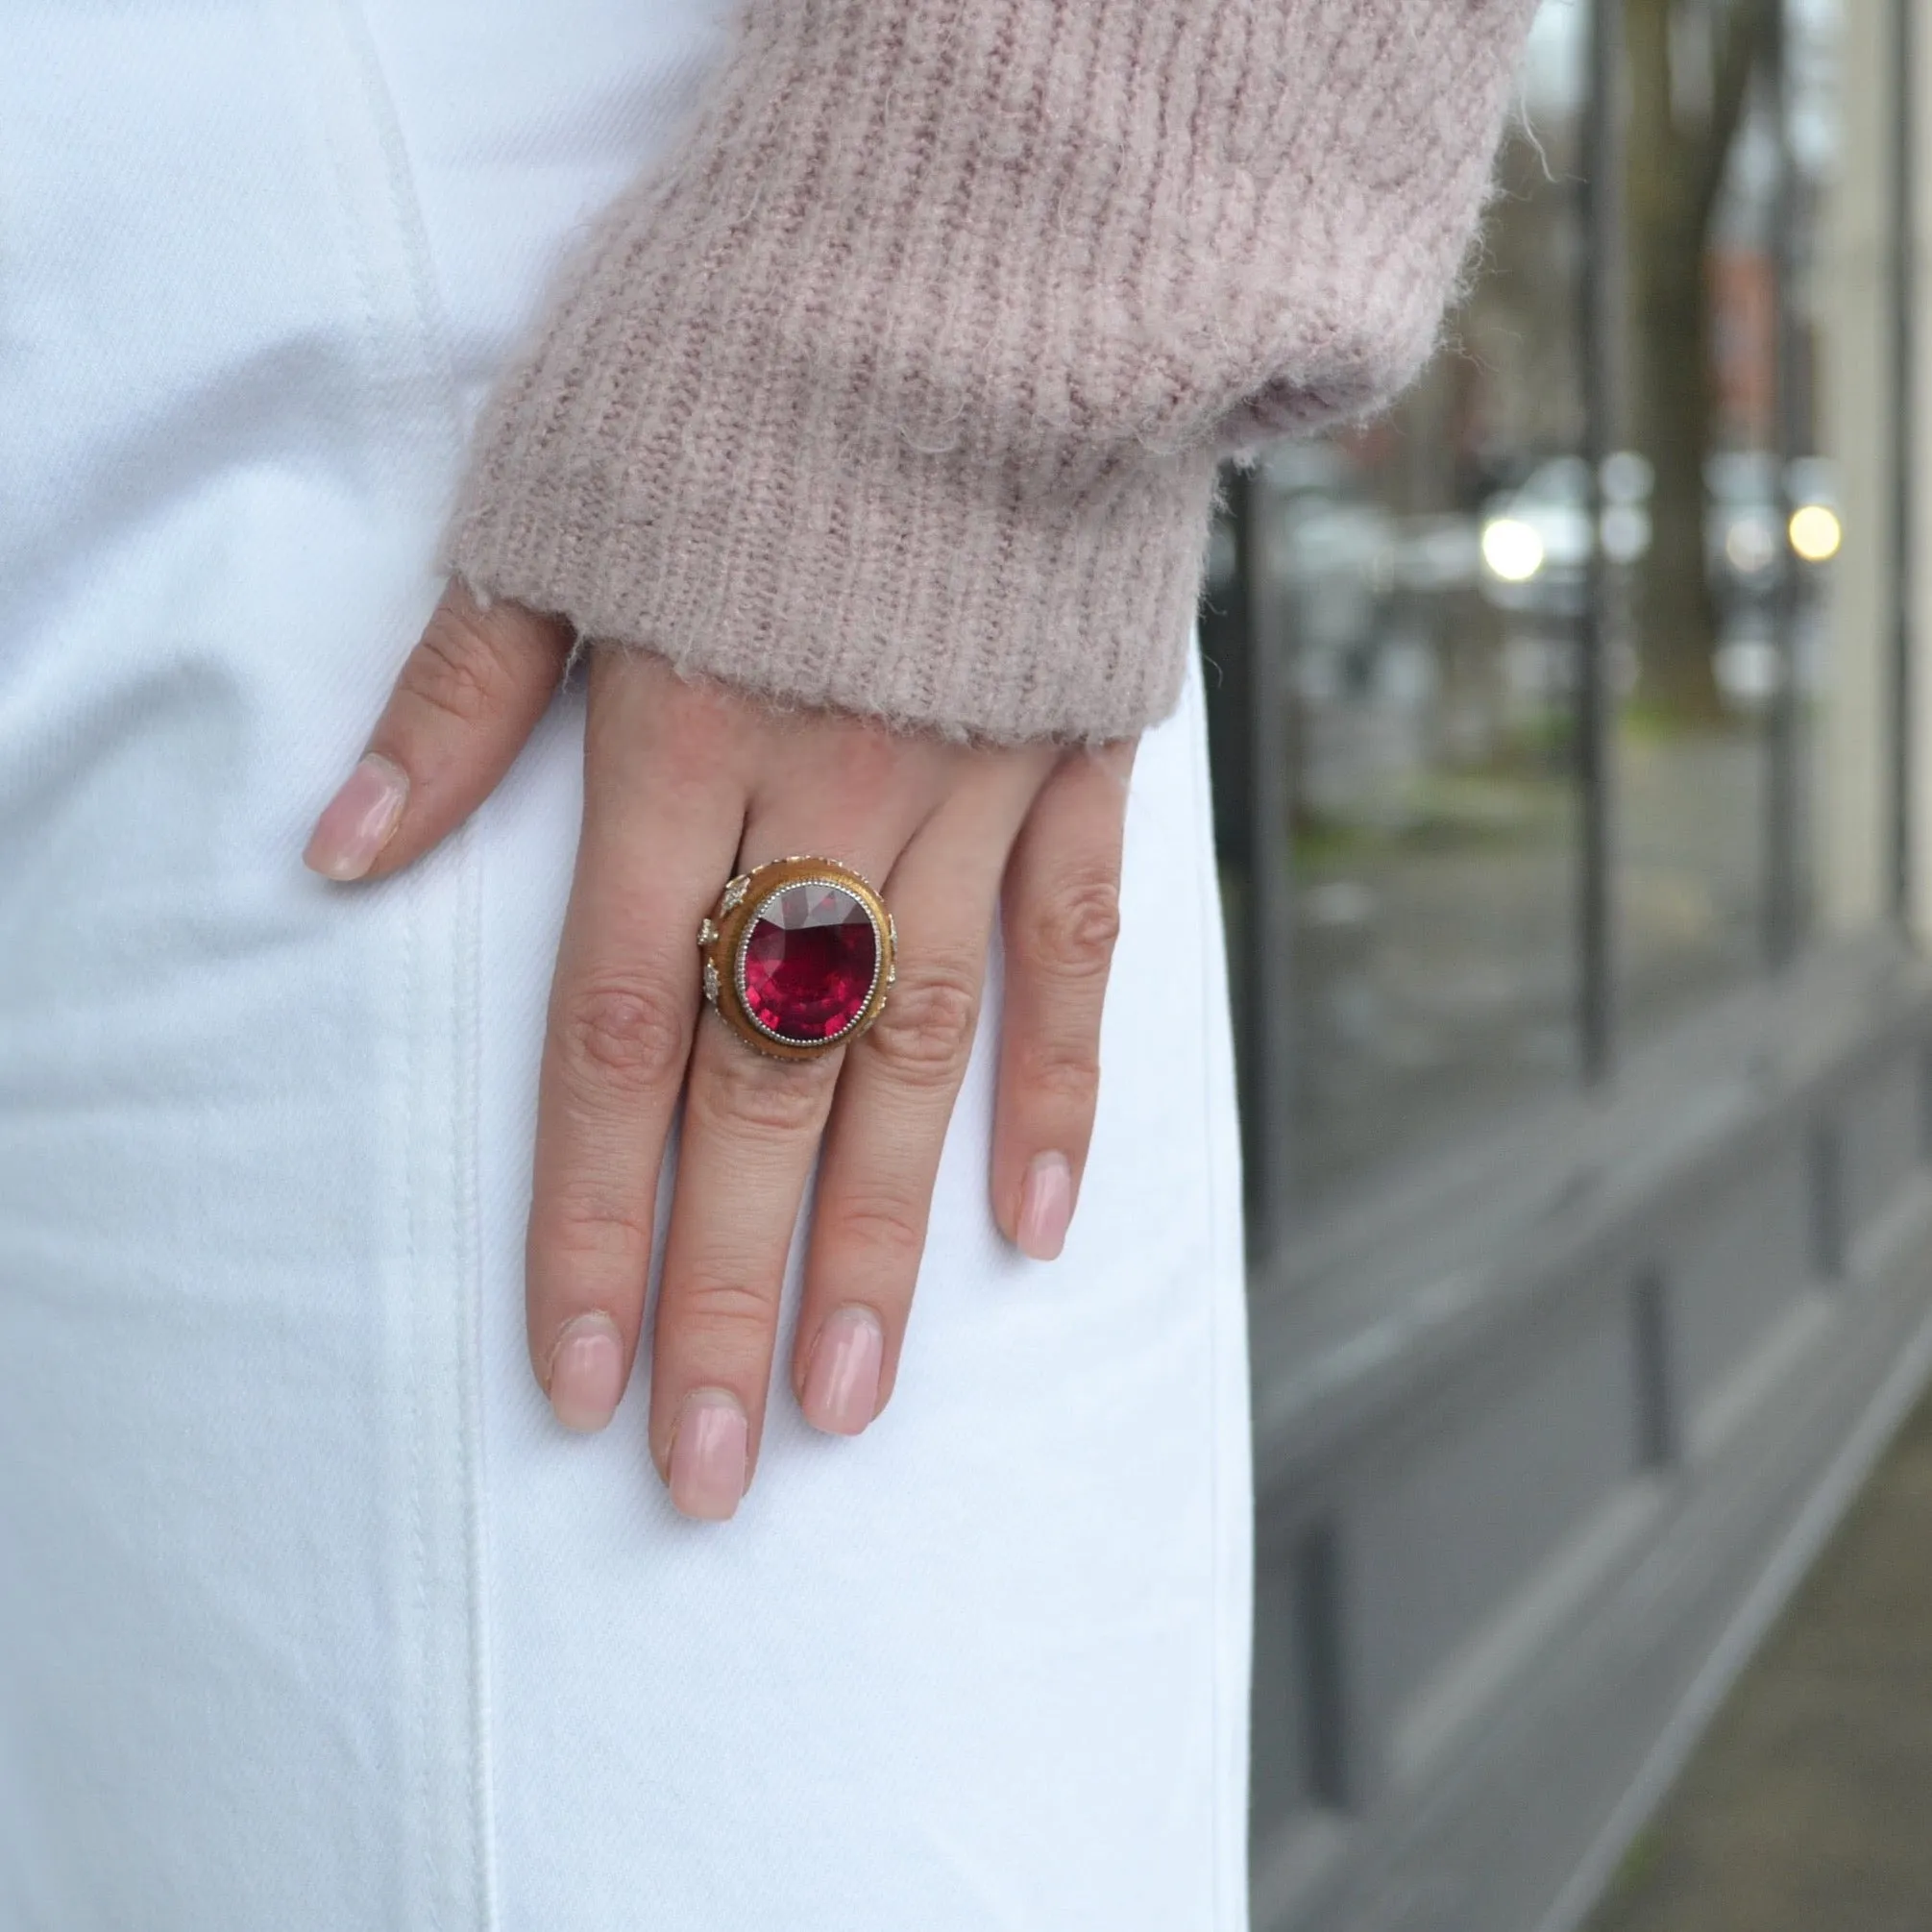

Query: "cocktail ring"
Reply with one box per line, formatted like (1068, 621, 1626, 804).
(698, 856, 896, 1060)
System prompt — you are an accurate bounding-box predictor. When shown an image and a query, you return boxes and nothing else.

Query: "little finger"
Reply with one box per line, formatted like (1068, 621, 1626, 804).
(990, 743, 1134, 1260)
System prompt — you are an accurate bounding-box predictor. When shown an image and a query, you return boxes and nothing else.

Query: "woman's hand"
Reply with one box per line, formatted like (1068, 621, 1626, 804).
(305, 585, 1132, 1519)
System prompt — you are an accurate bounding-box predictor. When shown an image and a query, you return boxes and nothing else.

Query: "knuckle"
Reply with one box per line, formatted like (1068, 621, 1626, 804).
(554, 979, 689, 1094)
(399, 605, 523, 730)
(670, 1275, 777, 1352)
(1017, 873, 1121, 981)
(1013, 1038, 1102, 1110)
(694, 1049, 835, 1138)
(540, 1183, 655, 1271)
(821, 1194, 928, 1274)
(868, 967, 980, 1087)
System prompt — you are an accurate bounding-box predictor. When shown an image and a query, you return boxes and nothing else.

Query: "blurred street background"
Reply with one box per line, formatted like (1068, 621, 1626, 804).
(1216, 4, 1932, 1928)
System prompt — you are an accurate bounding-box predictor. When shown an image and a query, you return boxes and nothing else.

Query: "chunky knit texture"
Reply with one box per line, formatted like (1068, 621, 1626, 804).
(446, 0, 1539, 744)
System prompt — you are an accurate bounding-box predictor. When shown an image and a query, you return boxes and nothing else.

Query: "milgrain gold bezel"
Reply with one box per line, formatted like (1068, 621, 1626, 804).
(697, 856, 896, 1062)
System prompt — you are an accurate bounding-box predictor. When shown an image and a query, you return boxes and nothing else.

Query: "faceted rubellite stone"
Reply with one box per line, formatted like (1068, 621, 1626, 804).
(741, 882, 879, 1042)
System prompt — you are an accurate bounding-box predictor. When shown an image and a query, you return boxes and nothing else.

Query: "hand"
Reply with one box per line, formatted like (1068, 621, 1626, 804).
(305, 586, 1133, 1520)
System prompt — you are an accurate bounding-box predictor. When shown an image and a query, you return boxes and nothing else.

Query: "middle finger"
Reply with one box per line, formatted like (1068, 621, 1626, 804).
(649, 799, 924, 1520)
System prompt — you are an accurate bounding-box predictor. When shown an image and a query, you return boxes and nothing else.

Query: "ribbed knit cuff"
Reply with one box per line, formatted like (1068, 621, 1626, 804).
(446, 0, 1538, 745)
(451, 379, 1218, 743)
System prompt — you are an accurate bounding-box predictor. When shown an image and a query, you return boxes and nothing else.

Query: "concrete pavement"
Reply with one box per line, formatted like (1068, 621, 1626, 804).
(1585, 1386, 1932, 1932)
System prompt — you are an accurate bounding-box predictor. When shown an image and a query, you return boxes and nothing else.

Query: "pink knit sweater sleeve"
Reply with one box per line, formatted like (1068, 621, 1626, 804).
(445, 0, 1539, 744)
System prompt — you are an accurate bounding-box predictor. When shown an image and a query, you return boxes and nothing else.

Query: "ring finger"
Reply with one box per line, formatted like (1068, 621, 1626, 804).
(790, 754, 1051, 1436)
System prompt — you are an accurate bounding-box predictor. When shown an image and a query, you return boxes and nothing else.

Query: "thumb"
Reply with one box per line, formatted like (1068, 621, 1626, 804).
(304, 580, 573, 882)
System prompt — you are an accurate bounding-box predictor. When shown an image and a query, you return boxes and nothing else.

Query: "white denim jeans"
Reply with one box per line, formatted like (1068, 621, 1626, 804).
(0, 5, 1251, 1927)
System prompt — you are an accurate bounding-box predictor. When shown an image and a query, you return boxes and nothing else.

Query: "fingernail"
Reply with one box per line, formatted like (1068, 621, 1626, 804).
(304, 753, 408, 881)
(545, 1312, 626, 1433)
(1016, 1152, 1074, 1260)
(801, 1307, 884, 1436)
(669, 1390, 748, 1521)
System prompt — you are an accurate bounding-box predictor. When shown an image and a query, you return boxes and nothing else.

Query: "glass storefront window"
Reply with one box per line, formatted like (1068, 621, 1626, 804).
(1213, 0, 1589, 1218)
(1209, 0, 1900, 1251)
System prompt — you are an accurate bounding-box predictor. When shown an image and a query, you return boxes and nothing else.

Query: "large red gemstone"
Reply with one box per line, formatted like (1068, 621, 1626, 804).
(741, 882, 879, 1042)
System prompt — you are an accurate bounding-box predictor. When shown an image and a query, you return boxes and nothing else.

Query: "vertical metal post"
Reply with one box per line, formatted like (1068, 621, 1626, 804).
(1292, 1519, 1352, 1810)
(1578, 0, 1624, 1085)
(1202, 468, 1297, 1264)
(1892, 0, 1918, 933)
(1765, 0, 1805, 967)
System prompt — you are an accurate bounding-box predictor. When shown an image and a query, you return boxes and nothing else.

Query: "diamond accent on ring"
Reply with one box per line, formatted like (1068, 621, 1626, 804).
(741, 882, 878, 1043)
(703, 961, 720, 1004)
(697, 917, 718, 946)
(721, 876, 750, 913)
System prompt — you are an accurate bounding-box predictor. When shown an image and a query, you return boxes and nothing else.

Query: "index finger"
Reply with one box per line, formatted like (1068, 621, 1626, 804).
(525, 653, 745, 1435)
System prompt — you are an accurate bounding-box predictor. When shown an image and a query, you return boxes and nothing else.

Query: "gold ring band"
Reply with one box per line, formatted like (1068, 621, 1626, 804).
(698, 856, 896, 1060)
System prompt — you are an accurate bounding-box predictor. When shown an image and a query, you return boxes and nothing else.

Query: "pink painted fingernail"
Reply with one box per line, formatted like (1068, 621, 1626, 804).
(304, 753, 408, 881)
(546, 1313, 626, 1433)
(1016, 1152, 1074, 1260)
(669, 1391, 749, 1521)
(802, 1307, 884, 1436)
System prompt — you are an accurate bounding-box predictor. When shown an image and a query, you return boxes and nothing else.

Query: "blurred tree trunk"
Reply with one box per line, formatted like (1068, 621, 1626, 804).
(1626, 0, 1778, 721)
